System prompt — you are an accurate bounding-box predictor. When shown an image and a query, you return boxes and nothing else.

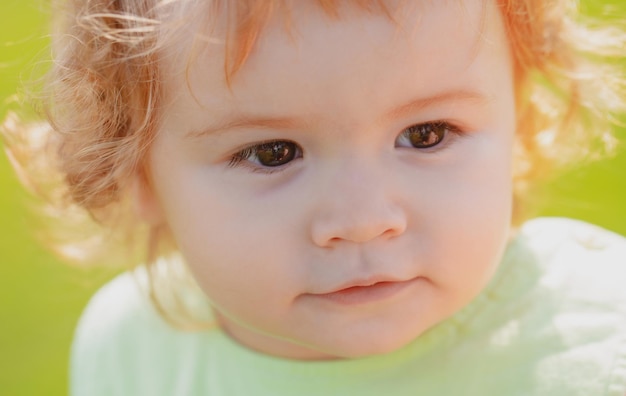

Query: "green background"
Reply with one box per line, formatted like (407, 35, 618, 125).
(1, 1, 625, 395)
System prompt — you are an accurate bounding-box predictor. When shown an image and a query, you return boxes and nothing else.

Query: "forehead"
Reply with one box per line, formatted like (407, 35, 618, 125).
(158, 0, 508, 122)
(160, 1, 488, 73)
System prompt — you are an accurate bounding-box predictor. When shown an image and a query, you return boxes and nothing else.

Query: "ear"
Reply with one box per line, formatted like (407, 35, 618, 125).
(130, 169, 165, 226)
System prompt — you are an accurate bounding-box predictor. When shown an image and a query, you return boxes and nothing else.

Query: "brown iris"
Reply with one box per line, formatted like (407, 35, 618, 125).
(403, 122, 448, 148)
(255, 141, 298, 166)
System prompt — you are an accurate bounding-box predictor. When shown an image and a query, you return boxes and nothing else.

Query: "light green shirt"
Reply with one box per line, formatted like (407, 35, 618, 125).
(71, 218, 626, 395)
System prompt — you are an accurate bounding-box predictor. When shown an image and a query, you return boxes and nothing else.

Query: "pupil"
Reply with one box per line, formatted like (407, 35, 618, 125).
(257, 142, 295, 166)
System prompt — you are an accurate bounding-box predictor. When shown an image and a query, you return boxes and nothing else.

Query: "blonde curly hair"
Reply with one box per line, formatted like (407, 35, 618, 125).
(2, 0, 625, 325)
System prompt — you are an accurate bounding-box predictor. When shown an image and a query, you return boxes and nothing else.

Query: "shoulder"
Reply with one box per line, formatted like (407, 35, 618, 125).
(520, 216, 626, 255)
(518, 217, 626, 302)
(70, 266, 215, 396)
(73, 271, 156, 345)
(511, 217, 626, 393)
(70, 271, 166, 395)
(71, 270, 173, 358)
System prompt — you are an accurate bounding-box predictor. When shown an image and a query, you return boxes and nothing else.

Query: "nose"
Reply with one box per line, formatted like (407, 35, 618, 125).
(310, 164, 407, 247)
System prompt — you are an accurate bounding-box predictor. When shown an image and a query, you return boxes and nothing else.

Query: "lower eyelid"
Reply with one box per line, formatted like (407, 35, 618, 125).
(243, 155, 303, 175)
(403, 129, 466, 155)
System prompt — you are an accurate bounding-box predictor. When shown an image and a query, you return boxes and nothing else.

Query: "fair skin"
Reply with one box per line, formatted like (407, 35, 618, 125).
(138, 0, 516, 360)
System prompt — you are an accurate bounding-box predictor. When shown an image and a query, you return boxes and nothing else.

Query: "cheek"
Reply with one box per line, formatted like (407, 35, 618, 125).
(414, 140, 513, 298)
(413, 135, 513, 225)
(153, 172, 304, 304)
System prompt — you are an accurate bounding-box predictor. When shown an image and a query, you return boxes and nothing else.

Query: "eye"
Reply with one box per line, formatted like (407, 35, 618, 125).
(229, 140, 301, 168)
(396, 121, 458, 149)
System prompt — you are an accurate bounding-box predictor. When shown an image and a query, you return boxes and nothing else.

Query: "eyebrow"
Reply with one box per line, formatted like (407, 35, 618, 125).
(383, 89, 491, 122)
(186, 89, 490, 139)
(186, 116, 300, 139)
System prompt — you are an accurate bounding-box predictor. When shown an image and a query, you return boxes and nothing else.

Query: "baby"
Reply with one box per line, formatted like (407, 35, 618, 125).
(3, 0, 626, 394)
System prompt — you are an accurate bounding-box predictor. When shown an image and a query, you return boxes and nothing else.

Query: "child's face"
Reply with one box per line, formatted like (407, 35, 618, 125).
(143, 0, 515, 359)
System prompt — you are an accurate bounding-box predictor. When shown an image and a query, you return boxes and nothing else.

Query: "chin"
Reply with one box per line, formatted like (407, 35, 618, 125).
(320, 328, 424, 359)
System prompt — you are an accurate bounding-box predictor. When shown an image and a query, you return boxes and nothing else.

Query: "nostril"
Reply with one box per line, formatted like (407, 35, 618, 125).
(382, 228, 399, 239)
(312, 219, 406, 247)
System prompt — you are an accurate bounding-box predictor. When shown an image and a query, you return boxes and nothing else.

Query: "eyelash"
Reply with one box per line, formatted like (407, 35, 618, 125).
(227, 121, 463, 173)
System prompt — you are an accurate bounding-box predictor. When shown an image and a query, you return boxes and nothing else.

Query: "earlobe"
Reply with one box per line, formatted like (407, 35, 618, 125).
(130, 169, 164, 226)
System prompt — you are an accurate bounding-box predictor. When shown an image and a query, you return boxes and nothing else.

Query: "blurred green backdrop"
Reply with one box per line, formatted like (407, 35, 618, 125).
(1, 1, 625, 395)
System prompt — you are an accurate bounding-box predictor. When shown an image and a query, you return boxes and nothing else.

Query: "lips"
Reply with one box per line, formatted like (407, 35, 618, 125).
(312, 277, 420, 305)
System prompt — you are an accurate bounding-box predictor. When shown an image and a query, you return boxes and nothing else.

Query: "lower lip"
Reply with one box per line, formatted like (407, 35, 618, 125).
(313, 278, 420, 306)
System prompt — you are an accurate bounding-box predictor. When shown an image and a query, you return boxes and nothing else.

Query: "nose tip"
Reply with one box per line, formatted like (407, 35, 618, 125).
(311, 202, 407, 247)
